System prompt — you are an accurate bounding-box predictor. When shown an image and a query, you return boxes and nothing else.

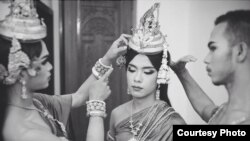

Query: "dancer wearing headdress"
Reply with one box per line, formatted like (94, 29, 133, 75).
(0, 0, 129, 141)
(108, 3, 186, 141)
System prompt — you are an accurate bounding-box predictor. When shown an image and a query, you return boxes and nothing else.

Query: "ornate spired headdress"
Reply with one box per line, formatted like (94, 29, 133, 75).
(117, 3, 170, 85)
(0, 0, 47, 40)
(0, 0, 47, 85)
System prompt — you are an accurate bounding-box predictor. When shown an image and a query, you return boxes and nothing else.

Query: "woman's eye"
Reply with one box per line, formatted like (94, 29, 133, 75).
(128, 67, 136, 72)
(209, 46, 216, 51)
(41, 61, 47, 65)
(35, 66, 41, 72)
(41, 58, 49, 65)
(144, 70, 155, 75)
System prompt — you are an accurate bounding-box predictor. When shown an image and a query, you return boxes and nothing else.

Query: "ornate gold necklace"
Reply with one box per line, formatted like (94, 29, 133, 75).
(128, 101, 157, 141)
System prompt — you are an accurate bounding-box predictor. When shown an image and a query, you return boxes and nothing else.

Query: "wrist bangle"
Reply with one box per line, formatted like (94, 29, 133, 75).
(92, 58, 113, 79)
(88, 110, 107, 118)
(99, 58, 112, 69)
(86, 100, 106, 118)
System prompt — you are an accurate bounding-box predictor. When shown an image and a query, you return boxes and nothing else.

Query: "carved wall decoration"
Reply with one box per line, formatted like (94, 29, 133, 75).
(62, 1, 134, 140)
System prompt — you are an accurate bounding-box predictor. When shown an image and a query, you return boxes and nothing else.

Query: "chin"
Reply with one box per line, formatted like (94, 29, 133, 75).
(211, 78, 224, 86)
(39, 83, 49, 89)
(131, 92, 144, 98)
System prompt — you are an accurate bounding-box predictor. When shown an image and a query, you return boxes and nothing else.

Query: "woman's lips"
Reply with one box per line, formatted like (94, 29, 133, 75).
(132, 86, 143, 91)
(206, 67, 212, 76)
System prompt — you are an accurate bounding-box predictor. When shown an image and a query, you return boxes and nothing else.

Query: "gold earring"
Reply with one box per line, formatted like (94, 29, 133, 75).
(21, 80, 28, 99)
(127, 88, 131, 95)
(156, 85, 160, 100)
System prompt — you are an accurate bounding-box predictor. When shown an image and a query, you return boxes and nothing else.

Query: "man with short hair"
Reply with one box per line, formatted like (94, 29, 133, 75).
(171, 10, 250, 124)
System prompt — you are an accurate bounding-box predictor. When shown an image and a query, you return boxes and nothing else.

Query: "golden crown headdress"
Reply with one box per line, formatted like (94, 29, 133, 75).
(117, 3, 170, 85)
(0, 0, 47, 85)
(0, 0, 47, 40)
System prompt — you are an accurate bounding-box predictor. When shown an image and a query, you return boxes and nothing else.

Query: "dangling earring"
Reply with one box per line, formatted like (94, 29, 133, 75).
(156, 85, 160, 100)
(21, 80, 28, 99)
(127, 88, 131, 95)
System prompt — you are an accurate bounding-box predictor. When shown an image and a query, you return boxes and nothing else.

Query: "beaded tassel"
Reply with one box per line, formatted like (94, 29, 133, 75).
(21, 80, 28, 99)
(156, 85, 160, 100)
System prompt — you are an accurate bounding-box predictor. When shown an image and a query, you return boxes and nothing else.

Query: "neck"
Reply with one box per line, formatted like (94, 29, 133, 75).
(7, 83, 34, 108)
(132, 92, 156, 111)
(225, 67, 250, 111)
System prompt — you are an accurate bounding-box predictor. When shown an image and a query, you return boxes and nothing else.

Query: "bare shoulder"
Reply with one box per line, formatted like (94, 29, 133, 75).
(110, 101, 131, 125)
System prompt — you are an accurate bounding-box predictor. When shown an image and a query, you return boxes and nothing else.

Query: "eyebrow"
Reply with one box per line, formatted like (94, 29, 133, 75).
(41, 55, 49, 60)
(128, 64, 155, 69)
(207, 41, 215, 48)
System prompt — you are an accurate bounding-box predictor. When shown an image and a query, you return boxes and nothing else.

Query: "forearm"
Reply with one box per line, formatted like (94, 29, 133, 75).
(175, 68, 216, 121)
(72, 57, 112, 108)
(86, 117, 105, 141)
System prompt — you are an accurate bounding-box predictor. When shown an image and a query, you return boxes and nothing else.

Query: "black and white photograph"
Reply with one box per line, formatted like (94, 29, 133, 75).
(1, 0, 250, 141)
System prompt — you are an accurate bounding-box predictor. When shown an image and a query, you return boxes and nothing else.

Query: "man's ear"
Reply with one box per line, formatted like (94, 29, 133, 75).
(235, 42, 248, 62)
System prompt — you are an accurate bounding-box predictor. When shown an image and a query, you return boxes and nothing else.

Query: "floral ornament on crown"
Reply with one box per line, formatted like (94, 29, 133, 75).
(3, 37, 31, 85)
(132, 3, 161, 49)
(11, 0, 38, 18)
(116, 3, 162, 68)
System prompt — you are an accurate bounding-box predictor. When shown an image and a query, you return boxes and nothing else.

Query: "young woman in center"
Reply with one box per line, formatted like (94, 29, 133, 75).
(107, 3, 186, 141)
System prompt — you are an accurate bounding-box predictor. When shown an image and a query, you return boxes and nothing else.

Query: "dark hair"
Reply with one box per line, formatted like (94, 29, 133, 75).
(215, 10, 250, 47)
(0, 37, 43, 69)
(125, 48, 171, 106)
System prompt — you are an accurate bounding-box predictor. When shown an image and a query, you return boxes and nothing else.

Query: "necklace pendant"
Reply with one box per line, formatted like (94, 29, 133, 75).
(131, 130, 138, 136)
(128, 137, 138, 141)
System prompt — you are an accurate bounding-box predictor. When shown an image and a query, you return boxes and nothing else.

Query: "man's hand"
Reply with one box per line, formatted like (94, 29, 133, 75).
(170, 55, 197, 74)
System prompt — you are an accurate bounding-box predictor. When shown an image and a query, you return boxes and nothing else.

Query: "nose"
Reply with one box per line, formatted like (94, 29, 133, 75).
(134, 71, 142, 83)
(204, 53, 210, 64)
(47, 62, 53, 71)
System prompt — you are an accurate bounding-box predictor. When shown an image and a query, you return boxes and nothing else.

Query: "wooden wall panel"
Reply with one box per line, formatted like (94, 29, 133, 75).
(62, 1, 135, 140)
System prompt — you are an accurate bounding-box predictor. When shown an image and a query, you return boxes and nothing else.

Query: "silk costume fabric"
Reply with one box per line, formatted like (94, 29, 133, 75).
(107, 102, 185, 141)
(33, 93, 72, 140)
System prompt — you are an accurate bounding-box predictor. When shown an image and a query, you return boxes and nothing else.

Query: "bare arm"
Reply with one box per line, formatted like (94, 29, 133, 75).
(86, 68, 113, 141)
(107, 110, 116, 141)
(71, 34, 131, 108)
(86, 116, 105, 141)
(171, 56, 217, 122)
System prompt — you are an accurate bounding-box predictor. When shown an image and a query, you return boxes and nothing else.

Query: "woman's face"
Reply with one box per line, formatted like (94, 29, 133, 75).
(127, 54, 158, 99)
(26, 42, 53, 91)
